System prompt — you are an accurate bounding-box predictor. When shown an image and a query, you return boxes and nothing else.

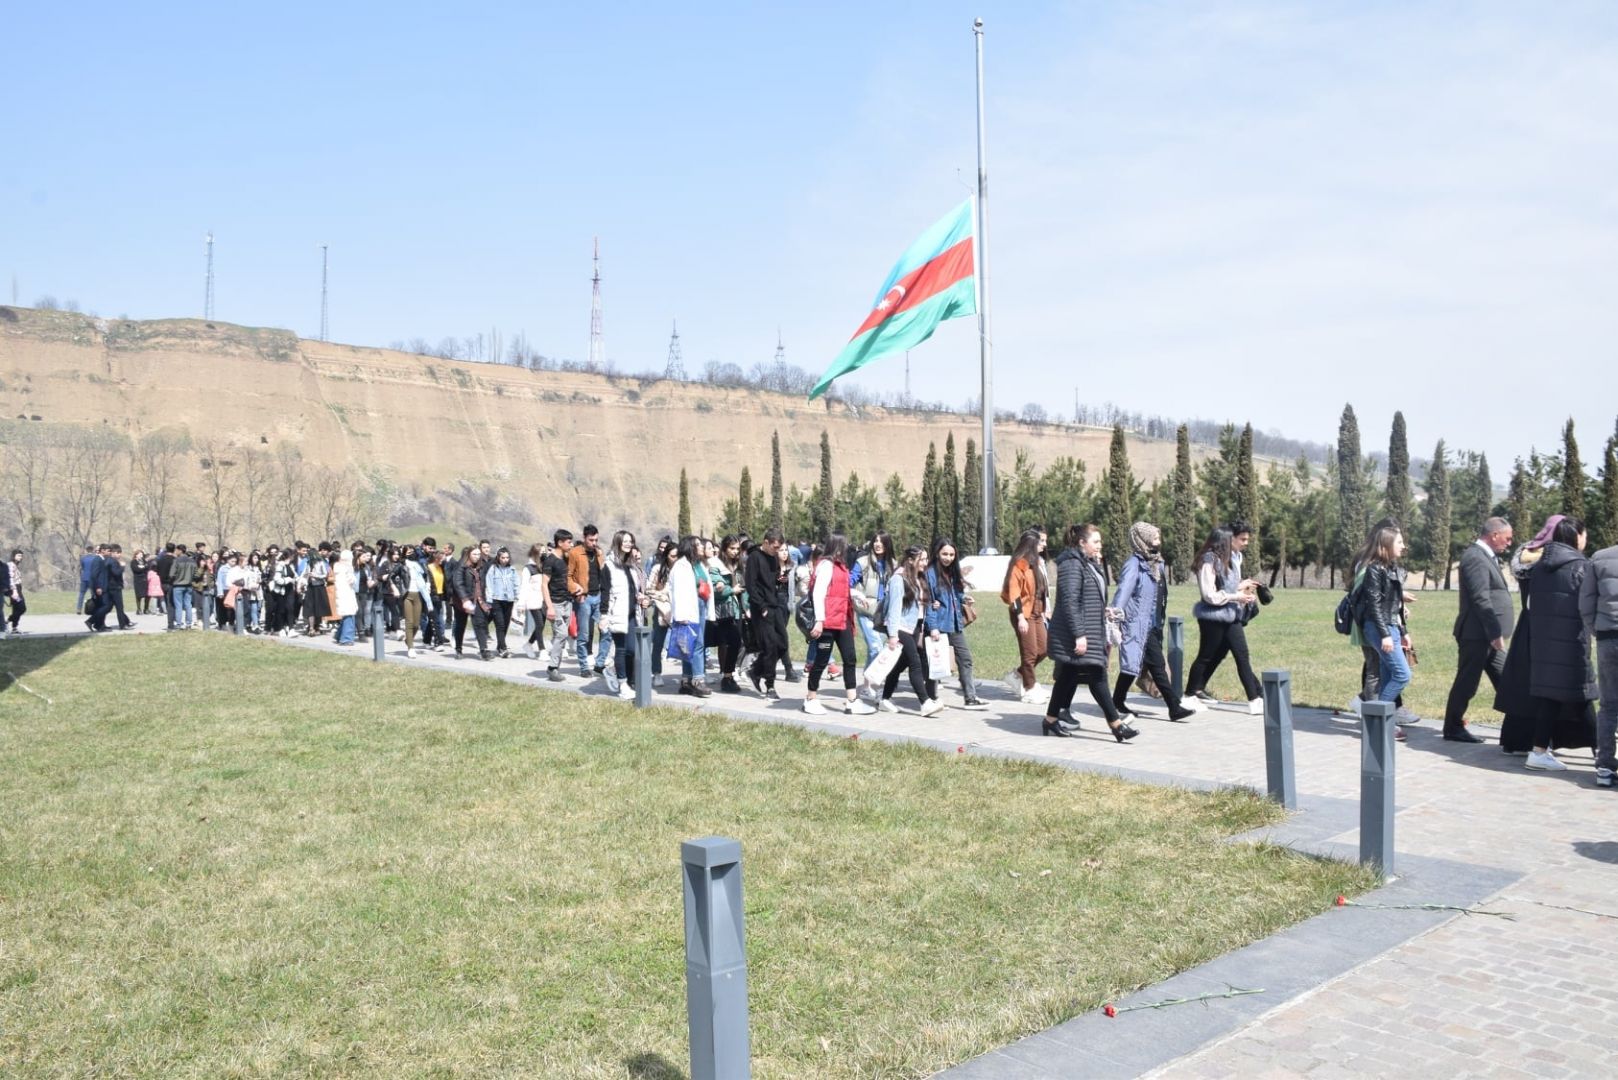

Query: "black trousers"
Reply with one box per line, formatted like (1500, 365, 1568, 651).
(881, 624, 930, 705)
(1116, 627, 1182, 710)
(748, 607, 788, 688)
(491, 599, 513, 652)
(808, 624, 858, 693)
(87, 590, 113, 629)
(1049, 661, 1119, 723)
(1185, 618, 1261, 701)
(109, 588, 130, 628)
(7, 594, 24, 629)
(471, 606, 491, 653)
(712, 617, 742, 675)
(1444, 637, 1505, 730)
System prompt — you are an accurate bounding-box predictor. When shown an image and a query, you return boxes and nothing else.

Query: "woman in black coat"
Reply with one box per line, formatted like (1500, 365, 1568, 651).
(1042, 523, 1138, 742)
(1521, 516, 1597, 771)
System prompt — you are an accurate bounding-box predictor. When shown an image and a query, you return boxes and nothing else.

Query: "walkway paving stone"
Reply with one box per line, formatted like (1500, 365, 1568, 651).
(17, 611, 1618, 1076)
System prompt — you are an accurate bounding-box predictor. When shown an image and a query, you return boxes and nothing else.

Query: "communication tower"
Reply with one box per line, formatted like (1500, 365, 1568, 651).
(665, 319, 685, 380)
(204, 231, 215, 320)
(319, 244, 329, 342)
(588, 237, 605, 368)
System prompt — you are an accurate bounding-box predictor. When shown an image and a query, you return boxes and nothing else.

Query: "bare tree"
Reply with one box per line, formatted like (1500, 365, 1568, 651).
(240, 447, 271, 548)
(272, 444, 308, 541)
(53, 427, 128, 553)
(195, 437, 240, 550)
(131, 432, 188, 552)
(1, 422, 54, 586)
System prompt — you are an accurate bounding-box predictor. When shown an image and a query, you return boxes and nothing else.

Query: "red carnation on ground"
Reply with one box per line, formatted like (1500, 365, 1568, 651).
(1103, 1004, 1117, 1018)
(1335, 895, 1347, 906)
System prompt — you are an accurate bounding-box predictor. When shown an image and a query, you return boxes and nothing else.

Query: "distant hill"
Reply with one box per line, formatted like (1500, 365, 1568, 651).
(0, 307, 1224, 581)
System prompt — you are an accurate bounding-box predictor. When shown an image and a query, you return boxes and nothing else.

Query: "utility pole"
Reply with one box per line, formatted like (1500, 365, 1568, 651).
(319, 243, 329, 342)
(665, 319, 685, 380)
(588, 237, 605, 369)
(204, 231, 215, 320)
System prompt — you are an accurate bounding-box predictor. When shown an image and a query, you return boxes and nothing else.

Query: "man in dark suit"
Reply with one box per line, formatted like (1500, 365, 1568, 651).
(84, 544, 113, 632)
(1443, 516, 1515, 742)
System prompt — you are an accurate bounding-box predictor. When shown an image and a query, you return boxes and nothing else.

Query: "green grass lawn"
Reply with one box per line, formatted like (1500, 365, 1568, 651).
(950, 588, 1480, 725)
(0, 635, 1373, 1078)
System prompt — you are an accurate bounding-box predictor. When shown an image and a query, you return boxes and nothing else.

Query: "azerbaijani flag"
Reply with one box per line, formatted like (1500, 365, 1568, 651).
(809, 200, 977, 399)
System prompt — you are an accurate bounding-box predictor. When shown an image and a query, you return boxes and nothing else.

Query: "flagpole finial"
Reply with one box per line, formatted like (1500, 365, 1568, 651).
(974, 16, 983, 31)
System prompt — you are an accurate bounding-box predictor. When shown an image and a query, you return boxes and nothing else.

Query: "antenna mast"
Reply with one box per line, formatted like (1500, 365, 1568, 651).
(319, 244, 329, 342)
(204, 231, 215, 320)
(588, 237, 605, 368)
(665, 319, 685, 380)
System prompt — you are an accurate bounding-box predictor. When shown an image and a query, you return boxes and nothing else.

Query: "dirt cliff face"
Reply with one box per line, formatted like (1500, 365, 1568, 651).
(0, 307, 1198, 541)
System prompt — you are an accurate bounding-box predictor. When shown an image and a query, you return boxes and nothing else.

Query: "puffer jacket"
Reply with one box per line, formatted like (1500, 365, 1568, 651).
(1048, 548, 1108, 669)
(1112, 554, 1166, 676)
(1528, 542, 1596, 702)
(1581, 543, 1618, 638)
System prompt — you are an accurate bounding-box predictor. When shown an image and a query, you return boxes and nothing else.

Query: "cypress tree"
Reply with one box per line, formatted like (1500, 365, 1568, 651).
(1508, 458, 1530, 536)
(1423, 440, 1451, 587)
(770, 430, 784, 533)
(920, 442, 940, 544)
(1600, 431, 1618, 551)
(1104, 423, 1134, 574)
(814, 430, 834, 539)
(942, 432, 961, 542)
(678, 468, 692, 537)
(1236, 422, 1259, 534)
(961, 438, 982, 553)
(737, 466, 753, 537)
(1171, 424, 1195, 583)
(1337, 404, 1367, 572)
(1385, 411, 1411, 530)
(1562, 418, 1586, 518)
(1472, 452, 1492, 532)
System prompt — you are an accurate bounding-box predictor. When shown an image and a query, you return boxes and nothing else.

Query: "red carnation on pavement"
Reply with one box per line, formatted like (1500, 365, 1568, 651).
(957, 746, 965, 754)
(1103, 1004, 1117, 1018)
(1335, 895, 1347, 906)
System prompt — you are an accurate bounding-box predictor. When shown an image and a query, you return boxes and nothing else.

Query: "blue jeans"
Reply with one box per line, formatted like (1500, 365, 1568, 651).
(576, 594, 610, 671)
(172, 586, 194, 627)
(337, 614, 356, 644)
(1363, 622, 1410, 702)
(244, 595, 260, 629)
(856, 613, 883, 668)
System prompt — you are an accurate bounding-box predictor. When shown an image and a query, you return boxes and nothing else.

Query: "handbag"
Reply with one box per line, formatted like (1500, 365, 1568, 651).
(1104, 608, 1124, 649)
(864, 642, 901, 685)
(1191, 599, 1241, 624)
(794, 593, 817, 636)
(666, 622, 699, 662)
(961, 599, 978, 626)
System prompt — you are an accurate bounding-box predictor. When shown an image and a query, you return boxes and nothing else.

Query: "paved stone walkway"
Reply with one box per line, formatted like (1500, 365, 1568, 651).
(16, 611, 1618, 1077)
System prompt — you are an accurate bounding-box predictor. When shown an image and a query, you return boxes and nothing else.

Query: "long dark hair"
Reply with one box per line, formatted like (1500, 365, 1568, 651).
(822, 532, 849, 568)
(1552, 516, 1586, 547)
(611, 530, 637, 569)
(867, 531, 895, 571)
(1004, 528, 1047, 594)
(1355, 525, 1402, 571)
(898, 545, 928, 607)
(1194, 527, 1233, 576)
(929, 536, 964, 595)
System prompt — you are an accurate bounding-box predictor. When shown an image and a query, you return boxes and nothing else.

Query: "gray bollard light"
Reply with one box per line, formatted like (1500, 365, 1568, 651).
(1260, 670, 1297, 809)
(234, 595, 246, 636)
(682, 836, 750, 1080)
(634, 622, 654, 707)
(1359, 699, 1396, 879)
(1167, 616, 1185, 701)
(371, 597, 385, 662)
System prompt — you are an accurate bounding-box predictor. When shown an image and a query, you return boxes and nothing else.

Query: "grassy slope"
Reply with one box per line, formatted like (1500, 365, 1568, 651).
(0, 635, 1372, 1078)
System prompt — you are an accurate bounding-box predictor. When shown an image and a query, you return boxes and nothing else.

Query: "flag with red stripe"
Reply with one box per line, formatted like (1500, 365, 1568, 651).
(809, 200, 976, 399)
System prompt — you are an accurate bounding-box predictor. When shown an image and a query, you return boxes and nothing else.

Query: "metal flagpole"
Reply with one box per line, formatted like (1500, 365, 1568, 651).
(973, 17, 997, 553)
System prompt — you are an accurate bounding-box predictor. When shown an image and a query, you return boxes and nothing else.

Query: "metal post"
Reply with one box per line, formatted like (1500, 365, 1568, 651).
(371, 597, 385, 662)
(1260, 670, 1297, 809)
(234, 594, 245, 636)
(634, 622, 654, 708)
(1167, 616, 1185, 701)
(1359, 700, 1396, 879)
(973, 17, 996, 553)
(683, 837, 750, 1080)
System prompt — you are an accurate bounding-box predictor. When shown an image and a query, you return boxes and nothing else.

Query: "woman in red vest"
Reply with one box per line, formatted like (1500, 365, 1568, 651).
(804, 532, 877, 717)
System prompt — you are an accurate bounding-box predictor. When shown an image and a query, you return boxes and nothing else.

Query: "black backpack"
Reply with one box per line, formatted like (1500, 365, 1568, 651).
(1333, 569, 1366, 635)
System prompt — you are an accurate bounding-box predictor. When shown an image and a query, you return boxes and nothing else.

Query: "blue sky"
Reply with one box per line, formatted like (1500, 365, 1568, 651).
(4, 2, 1616, 470)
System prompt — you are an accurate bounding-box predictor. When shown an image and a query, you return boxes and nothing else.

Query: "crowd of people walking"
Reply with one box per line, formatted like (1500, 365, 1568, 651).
(21, 508, 1616, 782)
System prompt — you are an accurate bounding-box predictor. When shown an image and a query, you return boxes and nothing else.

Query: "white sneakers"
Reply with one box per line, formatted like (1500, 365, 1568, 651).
(877, 700, 899, 714)
(617, 683, 635, 700)
(405, 647, 416, 658)
(1020, 684, 1050, 705)
(845, 700, 876, 716)
(1525, 750, 1568, 772)
(919, 699, 943, 717)
(802, 698, 829, 715)
(1247, 698, 1264, 716)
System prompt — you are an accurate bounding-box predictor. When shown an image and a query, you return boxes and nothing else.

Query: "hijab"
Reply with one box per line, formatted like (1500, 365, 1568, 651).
(1524, 515, 1565, 552)
(1130, 522, 1164, 582)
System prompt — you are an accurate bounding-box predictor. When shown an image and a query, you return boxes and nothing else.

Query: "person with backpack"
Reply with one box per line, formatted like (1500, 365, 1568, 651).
(802, 533, 875, 716)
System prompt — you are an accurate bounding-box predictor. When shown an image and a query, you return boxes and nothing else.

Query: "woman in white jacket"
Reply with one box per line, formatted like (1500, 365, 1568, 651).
(668, 536, 710, 697)
(333, 549, 359, 646)
(517, 543, 549, 659)
(601, 530, 643, 699)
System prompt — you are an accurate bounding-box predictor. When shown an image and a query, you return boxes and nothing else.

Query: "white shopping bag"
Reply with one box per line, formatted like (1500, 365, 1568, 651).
(864, 642, 901, 686)
(924, 636, 953, 677)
